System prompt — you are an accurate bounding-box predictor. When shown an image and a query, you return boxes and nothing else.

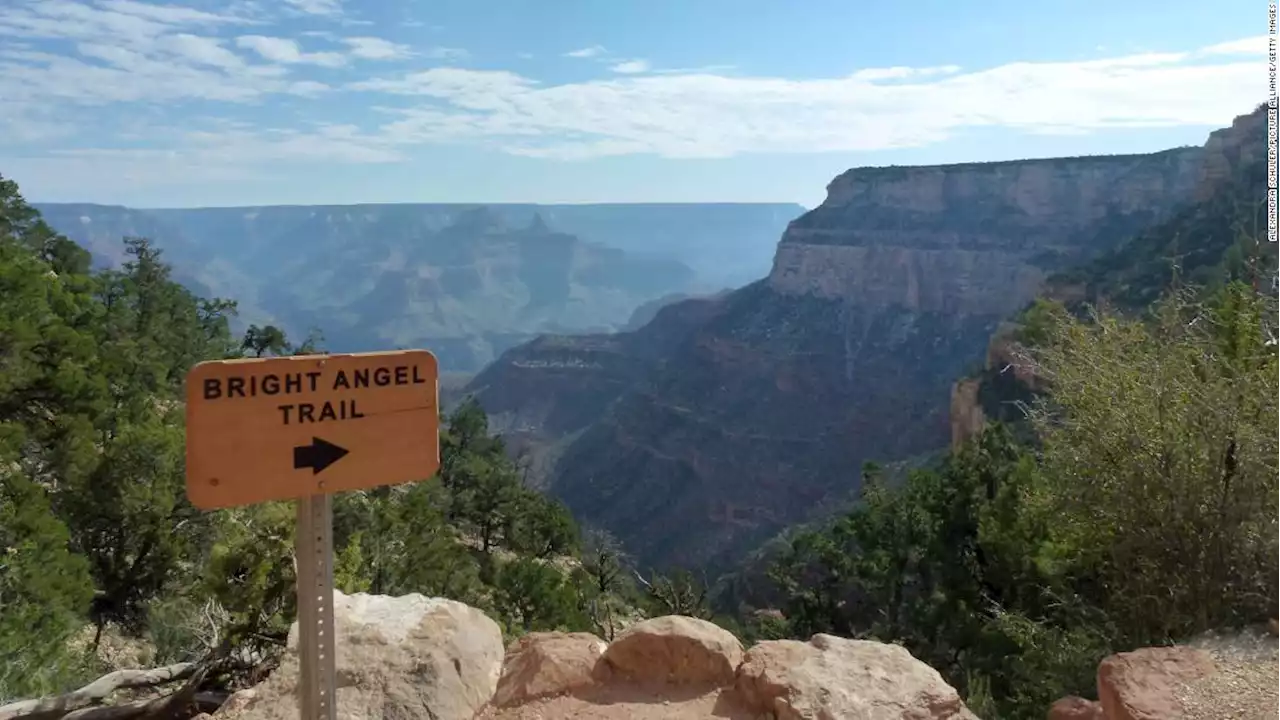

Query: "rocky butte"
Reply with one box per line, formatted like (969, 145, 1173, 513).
(465, 112, 1258, 575)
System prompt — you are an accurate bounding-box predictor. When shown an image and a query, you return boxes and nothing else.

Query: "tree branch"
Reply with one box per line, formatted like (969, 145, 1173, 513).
(63, 665, 208, 720)
(0, 664, 195, 720)
(631, 569, 653, 592)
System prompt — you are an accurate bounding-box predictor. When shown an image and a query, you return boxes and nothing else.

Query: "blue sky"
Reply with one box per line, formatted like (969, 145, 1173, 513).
(0, 0, 1268, 208)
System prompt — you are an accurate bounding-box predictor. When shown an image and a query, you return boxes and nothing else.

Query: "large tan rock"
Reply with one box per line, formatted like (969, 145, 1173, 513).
(602, 615, 743, 688)
(491, 632, 608, 708)
(219, 591, 504, 720)
(735, 634, 977, 720)
(1048, 696, 1104, 720)
(1096, 646, 1216, 720)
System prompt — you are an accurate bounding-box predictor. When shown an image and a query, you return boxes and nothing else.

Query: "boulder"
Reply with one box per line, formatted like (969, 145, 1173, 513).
(491, 632, 608, 707)
(735, 634, 977, 720)
(218, 591, 504, 720)
(1048, 696, 1104, 720)
(213, 688, 256, 716)
(602, 615, 743, 688)
(1096, 646, 1216, 720)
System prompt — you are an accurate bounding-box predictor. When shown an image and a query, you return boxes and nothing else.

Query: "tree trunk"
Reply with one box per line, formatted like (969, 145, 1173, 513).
(0, 664, 197, 720)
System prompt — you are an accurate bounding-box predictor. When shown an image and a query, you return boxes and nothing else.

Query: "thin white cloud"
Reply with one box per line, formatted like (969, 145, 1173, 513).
(160, 33, 247, 70)
(342, 36, 412, 60)
(97, 0, 247, 26)
(235, 35, 346, 67)
(427, 46, 469, 61)
(7, 123, 397, 196)
(351, 67, 534, 101)
(287, 80, 331, 97)
(1196, 35, 1268, 56)
(0, 1, 299, 111)
(610, 59, 650, 74)
(0, 19, 1267, 192)
(563, 45, 605, 58)
(1, 47, 279, 104)
(352, 38, 1264, 160)
(0, 101, 78, 144)
(0, 0, 249, 42)
(283, 0, 342, 17)
(23, 121, 400, 182)
(649, 64, 737, 75)
(851, 65, 961, 81)
(336, 37, 463, 62)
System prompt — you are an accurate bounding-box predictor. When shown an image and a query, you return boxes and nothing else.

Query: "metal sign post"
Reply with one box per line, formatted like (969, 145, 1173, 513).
(296, 494, 337, 720)
(183, 350, 441, 720)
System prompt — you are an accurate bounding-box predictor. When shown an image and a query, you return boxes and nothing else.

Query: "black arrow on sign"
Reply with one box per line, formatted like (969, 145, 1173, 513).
(293, 437, 349, 475)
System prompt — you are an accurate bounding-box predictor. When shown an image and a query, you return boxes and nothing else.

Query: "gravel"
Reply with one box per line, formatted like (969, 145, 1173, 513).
(1175, 626, 1279, 720)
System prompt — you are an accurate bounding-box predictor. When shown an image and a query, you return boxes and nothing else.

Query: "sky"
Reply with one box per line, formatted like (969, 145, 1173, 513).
(0, 0, 1270, 208)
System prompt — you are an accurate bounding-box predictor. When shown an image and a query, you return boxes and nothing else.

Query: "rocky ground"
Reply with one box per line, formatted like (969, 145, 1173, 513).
(1177, 626, 1279, 720)
(1050, 623, 1279, 720)
(18, 591, 1274, 720)
(215, 592, 978, 720)
(209, 592, 1279, 720)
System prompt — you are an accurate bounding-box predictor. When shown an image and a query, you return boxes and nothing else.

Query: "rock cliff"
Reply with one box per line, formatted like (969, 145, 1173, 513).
(543, 282, 1003, 571)
(1194, 103, 1268, 202)
(769, 148, 1200, 314)
(948, 104, 1271, 449)
(464, 296, 723, 486)
(469, 111, 1259, 574)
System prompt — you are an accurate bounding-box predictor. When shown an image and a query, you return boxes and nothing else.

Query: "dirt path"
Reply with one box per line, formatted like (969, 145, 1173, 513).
(475, 684, 765, 720)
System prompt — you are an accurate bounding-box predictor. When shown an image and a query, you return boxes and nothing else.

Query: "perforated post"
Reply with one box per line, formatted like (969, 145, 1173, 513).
(296, 494, 337, 720)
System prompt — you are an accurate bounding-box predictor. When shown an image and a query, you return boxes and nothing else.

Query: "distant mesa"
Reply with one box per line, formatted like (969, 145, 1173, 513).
(36, 202, 802, 372)
(449, 206, 508, 234)
(526, 212, 551, 234)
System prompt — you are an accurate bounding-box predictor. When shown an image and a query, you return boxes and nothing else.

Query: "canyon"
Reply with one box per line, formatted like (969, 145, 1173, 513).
(35, 202, 802, 372)
(467, 107, 1265, 574)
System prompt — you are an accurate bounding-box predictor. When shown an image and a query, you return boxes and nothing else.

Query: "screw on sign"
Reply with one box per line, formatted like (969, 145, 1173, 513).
(184, 350, 441, 720)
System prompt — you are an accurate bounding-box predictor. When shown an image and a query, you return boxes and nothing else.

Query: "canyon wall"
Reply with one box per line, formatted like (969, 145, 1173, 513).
(468, 114, 1258, 574)
(767, 149, 1202, 314)
(946, 105, 1270, 449)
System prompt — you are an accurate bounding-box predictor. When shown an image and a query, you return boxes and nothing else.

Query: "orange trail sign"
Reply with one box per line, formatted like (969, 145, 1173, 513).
(184, 350, 440, 510)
